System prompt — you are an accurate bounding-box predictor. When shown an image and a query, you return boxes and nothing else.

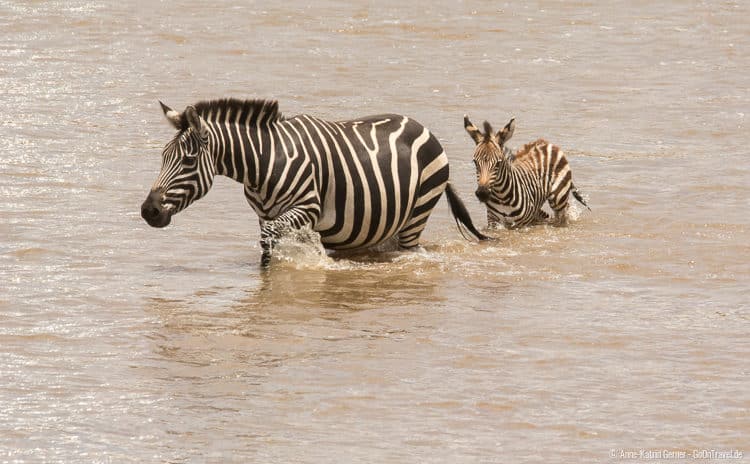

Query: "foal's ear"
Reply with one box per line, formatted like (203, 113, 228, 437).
(160, 101, 182, 130)
(464, 115, 483, 144)
(497, 118, 515, 145)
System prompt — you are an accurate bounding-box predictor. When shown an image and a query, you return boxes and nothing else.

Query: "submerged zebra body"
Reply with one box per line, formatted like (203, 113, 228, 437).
(141, 98, 486, 265)
(464, 116, 589, 229)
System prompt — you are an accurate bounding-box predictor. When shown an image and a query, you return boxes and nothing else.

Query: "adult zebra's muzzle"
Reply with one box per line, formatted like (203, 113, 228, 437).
(141, 189, 172, 228)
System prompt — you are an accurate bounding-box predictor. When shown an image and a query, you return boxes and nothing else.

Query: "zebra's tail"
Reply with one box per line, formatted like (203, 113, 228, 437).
(571, 184, 591, 211)
(444, 183, 490, 242)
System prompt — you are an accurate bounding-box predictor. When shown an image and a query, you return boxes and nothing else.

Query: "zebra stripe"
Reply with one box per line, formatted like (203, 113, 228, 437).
(144, 99, 486, 265)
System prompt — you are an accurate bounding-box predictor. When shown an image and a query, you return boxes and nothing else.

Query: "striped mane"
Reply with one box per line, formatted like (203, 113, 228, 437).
(180, 98, 284, 129)
(482, 121, 494, 143)
(514, 138, 549, 160)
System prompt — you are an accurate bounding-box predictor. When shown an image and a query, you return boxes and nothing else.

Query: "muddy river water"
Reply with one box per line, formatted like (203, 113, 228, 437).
(1, 1, 748, 462)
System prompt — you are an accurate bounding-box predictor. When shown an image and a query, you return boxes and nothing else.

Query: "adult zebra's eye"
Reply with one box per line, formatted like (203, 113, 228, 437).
(182, 153, 198, 167)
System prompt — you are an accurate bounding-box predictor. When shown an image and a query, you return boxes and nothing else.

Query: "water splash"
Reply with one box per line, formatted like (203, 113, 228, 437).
(265, 218, 585, 280)
(268, 226, 331, 269)
(567, 203, 583, 222)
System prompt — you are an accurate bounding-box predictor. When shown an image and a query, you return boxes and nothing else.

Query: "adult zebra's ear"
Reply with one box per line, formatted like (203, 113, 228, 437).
(464, 115, 483, 145)
(160, 101, 183, 130)
(184, 105, 208, 139)
(498, 118, 515, 145)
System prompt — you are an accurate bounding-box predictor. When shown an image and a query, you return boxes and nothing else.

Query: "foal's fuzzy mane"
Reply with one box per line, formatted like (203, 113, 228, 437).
(482, 121, 494, 143)
(514, 138, 549, 159)
(181, 98, 284, 129)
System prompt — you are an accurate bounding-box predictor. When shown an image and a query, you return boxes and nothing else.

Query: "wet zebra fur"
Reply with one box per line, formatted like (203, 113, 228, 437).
(141, 98, 487, 266)
(464, 116, 589, 229)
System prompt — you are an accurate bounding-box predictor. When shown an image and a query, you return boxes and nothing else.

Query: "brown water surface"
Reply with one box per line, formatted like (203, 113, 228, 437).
(1, 1, 748, 462)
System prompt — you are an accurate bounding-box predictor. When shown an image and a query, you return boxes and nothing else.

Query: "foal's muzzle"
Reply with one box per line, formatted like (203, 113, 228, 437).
(141, 189, 172, 228)
(475, 186, 491, 203)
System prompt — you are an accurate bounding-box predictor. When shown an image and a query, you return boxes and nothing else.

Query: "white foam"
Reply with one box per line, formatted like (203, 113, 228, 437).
(269, 226, 331, 270)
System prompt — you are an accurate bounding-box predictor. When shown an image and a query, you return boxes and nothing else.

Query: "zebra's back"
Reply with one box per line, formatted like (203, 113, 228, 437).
(511, 140, 570, 192)
(284, 113, 449, 249)
(503, 139, 573, 226)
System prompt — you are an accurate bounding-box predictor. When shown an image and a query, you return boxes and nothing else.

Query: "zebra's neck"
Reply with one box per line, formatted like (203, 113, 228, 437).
(495, 156, 513, 186)
(190, 98, 285, 189)
(205, 119, 275, 189)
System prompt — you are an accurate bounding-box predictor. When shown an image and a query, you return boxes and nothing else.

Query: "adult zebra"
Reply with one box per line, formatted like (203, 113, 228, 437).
(141, 98, 487, 266)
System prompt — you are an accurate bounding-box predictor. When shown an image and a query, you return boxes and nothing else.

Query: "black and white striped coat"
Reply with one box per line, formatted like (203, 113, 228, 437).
(141, 99, 485, 265)
(464, 116, 589, 229)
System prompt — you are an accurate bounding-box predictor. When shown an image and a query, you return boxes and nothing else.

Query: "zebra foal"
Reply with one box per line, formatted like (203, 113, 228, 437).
(140, 98, 487, 266)
(463, 116, 589, 229)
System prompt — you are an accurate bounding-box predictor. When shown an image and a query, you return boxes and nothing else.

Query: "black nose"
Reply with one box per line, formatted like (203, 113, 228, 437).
(475, 187, 491, 203)
(141, 190, 172, 227)
(141, 203, 159, 220)
(141, 190, 162, 221)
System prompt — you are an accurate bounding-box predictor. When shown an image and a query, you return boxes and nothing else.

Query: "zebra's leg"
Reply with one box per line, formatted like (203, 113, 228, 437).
(398, 194, 443, 249)
(535, 210, 550, 223)
(549, 193, 570, 227)
(397, 182, 447, 249)
(552, 206, 569, 227)
(258, 220, 279, 267)
(549, 170, 573, 227)
(258, 207, 320, 266)
(487, 209, 502, 228)
(505, 219, 521, 230)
